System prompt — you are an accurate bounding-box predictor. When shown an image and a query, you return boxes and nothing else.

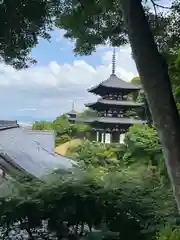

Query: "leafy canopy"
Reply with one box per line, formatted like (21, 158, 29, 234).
(56, 0, 180, 55)
(0, 169, 176, 239)
(0, 0, 60, 69)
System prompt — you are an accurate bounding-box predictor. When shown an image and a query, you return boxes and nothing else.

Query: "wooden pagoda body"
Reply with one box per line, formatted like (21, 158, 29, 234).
(85, 73, 145, 143)
(67, 110, 77, 124)
(69, 49, 145, 143)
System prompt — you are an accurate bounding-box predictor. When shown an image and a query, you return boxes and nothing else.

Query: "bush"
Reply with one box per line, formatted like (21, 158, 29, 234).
(56, 134, 71, 145)
(0, 170, 176, 240)
(123, 124, 162, 164)
(157, 226, 180, 240)
(67, 140, 119, 169)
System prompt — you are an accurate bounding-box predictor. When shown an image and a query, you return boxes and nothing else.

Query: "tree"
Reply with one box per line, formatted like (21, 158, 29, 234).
(0, 0, 60, 69)
(77, 108, 100, 118)
(131, 76, 152, 123)
(0, 170, 176, 239)
(32, 121, 53, 130)
(56, 1, 180, 210)
(53, 114, 70, 134)
(67, 140, 118, 169)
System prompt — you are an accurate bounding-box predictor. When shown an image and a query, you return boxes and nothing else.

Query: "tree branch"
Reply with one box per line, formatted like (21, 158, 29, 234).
(150, 0, 171, 10)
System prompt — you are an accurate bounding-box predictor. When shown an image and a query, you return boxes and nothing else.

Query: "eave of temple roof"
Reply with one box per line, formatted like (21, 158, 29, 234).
(0, 120, 19, 131)
(69, 117, 146, 125)
(86, 99, 144, 108)
(67, 109, 77, 115)
(88, 74, 141, 93)
(94, 117, 145, 124)
(0, 127, 75, 179)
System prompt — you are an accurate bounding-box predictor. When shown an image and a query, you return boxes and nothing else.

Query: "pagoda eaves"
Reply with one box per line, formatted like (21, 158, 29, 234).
(70, 48, 145, 143)
(70, 117, 145, 125)
(88, 74, 141, 95)
(86, 99, 143, 110)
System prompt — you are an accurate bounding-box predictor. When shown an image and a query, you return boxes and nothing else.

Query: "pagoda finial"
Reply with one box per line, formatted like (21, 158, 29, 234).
(72, 101, 75, 111)
(112, 47, 116, 75)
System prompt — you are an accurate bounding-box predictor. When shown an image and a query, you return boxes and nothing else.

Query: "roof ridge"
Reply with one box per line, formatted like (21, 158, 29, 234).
(88, 74, 141, 93)
(0, 120, 19, 131)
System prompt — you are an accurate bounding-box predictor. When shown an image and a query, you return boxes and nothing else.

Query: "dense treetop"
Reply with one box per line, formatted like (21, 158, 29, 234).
(1, 0, 180, 68)
(0, 0, 60, 69)
(55, 0, 180, 55)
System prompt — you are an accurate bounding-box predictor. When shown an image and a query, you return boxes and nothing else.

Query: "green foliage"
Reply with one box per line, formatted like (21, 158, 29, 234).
(122, 124, 169, 182)
(0, 170, 176, 239)
(167, 50, 180, 108)
(77, 108, 100, 118)
(157, 226, 180, 240)
(131, 76, 140, 85)
(32, 120, 53, 130)
(53, 114, 70, 134)
(66, 124, 169, 182)
(55, 1, 179, 55)
(123, 124, 161, 164)
(32, 112, 93, 143)
(69, 123, 92, 139)
(0, 0, 61, 69)
(56, 134, 71, 145)
(67, 140, 119, 169)
(32, 114, 70, 135)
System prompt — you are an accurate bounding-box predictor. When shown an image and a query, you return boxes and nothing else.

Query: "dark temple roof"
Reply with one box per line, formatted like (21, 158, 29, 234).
(94, 117, 145, 125)
(88, 74, 141, 94)
(0, 121, 75, 179)
(86, 99, 143, 108)
(69, 117, 145, 125)
(0, 120, 19, 130)
(67, 109, 77, 116)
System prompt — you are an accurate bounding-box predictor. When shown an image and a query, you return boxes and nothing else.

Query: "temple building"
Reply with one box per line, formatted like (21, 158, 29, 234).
(69, 49, 145, 143)
(0, 120, 76, 197)
(67, 102, 77, 124)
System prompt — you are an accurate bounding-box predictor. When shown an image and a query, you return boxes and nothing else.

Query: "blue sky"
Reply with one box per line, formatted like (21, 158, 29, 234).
(32, 30, 111, 67)
(0, 29, 137, 123)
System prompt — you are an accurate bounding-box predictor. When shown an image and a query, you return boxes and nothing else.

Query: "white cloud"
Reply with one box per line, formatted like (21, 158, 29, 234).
(55, 29, 66, 42)
(0, 47, 138, 122)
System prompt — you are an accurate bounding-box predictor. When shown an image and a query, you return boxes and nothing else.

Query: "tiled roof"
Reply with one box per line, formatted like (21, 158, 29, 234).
(0, 120, 18, 130)
(67, 109, 77, 115)
(86, 99, 143, 107)
(0, 127, 75, 179)
(95, 117, 145, 124)
(25, 130, 55, 154)
(88, 74, 141, 92)
(70, 117, 145, 125)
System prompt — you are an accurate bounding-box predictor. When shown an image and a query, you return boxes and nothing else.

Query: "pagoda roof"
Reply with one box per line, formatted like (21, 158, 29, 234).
(93, 117, 145, 125)
(88, 74, 141, 93)
(70, 117, 145, 125)
(67, 109, 77, 115)
(86, 99, 143, 108)
(0, 122, 75, 180)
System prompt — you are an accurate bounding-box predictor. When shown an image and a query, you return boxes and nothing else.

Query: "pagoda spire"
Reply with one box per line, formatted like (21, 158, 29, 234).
(72, 101, 75, 111)
(112, 47, 116, 75)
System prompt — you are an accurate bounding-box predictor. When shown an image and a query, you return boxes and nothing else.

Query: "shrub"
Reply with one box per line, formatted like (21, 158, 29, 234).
(56, 134, 71, 145)
(157, 226, 180, 240)
(0, 170, 176, 240)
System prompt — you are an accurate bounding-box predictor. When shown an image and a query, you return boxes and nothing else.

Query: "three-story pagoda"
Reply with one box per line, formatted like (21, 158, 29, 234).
(70, 49, 145, 143)
(67, 102, 77, 124)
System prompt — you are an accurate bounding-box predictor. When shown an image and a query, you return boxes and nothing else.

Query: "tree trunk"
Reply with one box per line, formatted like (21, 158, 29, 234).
(120, 0, 180, 210)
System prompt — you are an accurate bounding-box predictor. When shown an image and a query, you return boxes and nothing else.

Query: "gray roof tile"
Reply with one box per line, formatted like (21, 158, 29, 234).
(0, 128, 74, 179)
(25, 130, 55, 154)
(71, 117, 145, 125)
(86, 99, 143, 107)
(88, 74, 141, 92)
(0, 120, 18, 130)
